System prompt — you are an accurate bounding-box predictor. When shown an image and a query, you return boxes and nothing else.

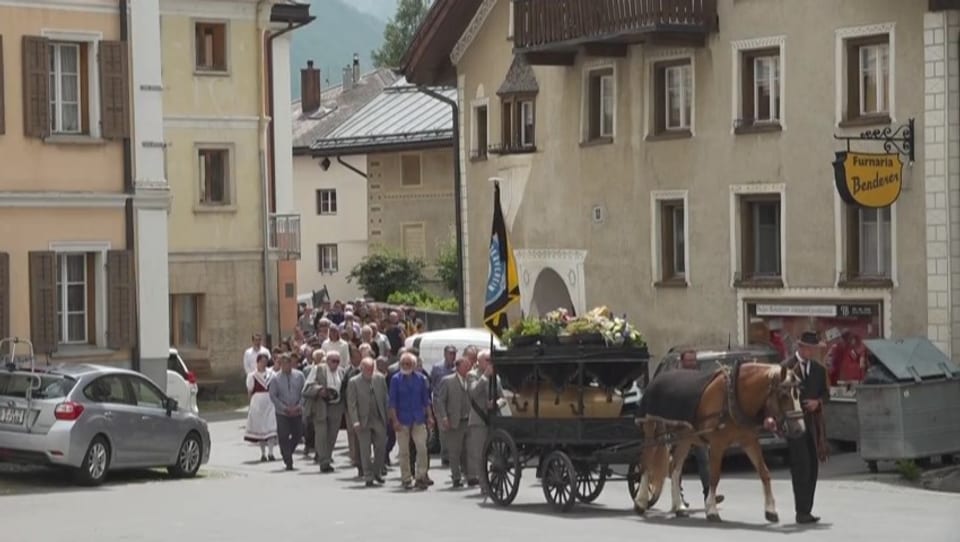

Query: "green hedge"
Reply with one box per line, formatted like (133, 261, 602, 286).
(386, 291, 459, 313)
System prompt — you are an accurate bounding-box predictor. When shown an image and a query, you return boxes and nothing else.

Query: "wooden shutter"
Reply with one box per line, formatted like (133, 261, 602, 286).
(660, 203, 674, 280)
(741, 52, 754, 124)
(106, 250, 135, 349)
(653, 66, 666, 135)
(740, 200, 756, 280)
(845, 206, 860, 280)
(1, 35, 6, 135)
(99, 40, 129, 139)
(21, 36, 50, 139)
(28, 251, 57, 354)
(0, 252, 9, 339)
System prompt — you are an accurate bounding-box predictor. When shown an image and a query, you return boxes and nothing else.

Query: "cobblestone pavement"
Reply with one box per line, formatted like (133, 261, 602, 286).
(0, 417, 958, 542)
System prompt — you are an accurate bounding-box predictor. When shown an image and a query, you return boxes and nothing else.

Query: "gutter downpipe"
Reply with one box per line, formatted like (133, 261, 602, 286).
(119, 0, 141, 370)
(259, 4, 313, 346)
(337, 156, 367, 179)
(416, 87, 465, 327)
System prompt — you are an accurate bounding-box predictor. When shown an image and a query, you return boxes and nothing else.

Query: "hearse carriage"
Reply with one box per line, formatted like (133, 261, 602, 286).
(481, 308, 656, 512)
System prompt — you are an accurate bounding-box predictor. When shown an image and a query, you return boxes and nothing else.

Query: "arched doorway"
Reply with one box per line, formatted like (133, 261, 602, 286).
(529, 268, 575, 317)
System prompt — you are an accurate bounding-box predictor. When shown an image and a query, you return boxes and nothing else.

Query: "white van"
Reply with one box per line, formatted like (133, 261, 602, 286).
(404, 328, 504, 373)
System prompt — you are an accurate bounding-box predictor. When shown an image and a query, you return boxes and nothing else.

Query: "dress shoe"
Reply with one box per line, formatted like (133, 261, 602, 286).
(320, 465, 335, 473)
(467, 478, 480, 487)
(796, 514, 820, 524)
(415, 478, 430, 490)
(441, 459, 450, 467)
(402, 480, 414, 490)
(452, 479, 464, 488)
(260, 455, 267, 462)
(374, 476, 385, 485)
(268, 455, 277, 462)
(425, 475, 435, 486)
(365, 480, 376, 487)
(284, 464, 295, 471)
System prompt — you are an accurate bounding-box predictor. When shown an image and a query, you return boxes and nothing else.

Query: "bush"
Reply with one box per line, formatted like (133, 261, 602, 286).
(895, 459, 921, 482)
(387, 291, 459, 313)
(436, 240, 460, 296)
(348, 250, 425, 302)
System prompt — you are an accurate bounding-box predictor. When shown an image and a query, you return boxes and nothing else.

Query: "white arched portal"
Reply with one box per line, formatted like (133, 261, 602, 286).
(514, 249, 588, 318)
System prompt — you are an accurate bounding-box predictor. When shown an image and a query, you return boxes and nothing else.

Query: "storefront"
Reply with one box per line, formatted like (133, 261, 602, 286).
(744, 298, 885, 444)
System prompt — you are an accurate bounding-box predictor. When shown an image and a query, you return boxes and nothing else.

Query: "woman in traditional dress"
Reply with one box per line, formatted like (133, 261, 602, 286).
(245, 353, 278, 461)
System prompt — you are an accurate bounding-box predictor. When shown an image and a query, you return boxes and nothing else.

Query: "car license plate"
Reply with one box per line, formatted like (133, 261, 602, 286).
(0, 407, 26, 425)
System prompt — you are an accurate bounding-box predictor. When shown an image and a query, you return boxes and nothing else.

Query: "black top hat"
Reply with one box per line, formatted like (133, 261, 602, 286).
(798, 331, 823, 347)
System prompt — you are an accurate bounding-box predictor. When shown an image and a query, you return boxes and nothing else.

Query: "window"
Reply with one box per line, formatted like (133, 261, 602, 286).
(195, 22, 227, 72)
(844, 35, 890, 123)
(738, 48, 781, 130)
(318, 244, 338, 273)
(56, 253, 91, 345)
(653, 60, 692, 136)
(585, 68, 614, 141)
(473, 105, 488, 159)
(400, 154, 421, 186)
(170, 294, 202, 348)
(127, 376, 165, 409)
(401, 223, 426, 261)
(83, 376, 131, 405)
(316, 189, 337, 215)
(500, 96, 536, 152)
(846, 206, 892, 280)
(48, 42, 87, 135)
(740, 197, 781, 280)
(198, 148, 230, 205)
(659, 200, 686, 282)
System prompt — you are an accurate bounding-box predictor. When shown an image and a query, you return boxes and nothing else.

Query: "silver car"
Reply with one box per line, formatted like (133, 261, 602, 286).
(0, 364, 211, 486)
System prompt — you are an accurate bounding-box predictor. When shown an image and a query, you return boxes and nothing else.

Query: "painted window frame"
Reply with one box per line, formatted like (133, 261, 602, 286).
(193, 19, 230, 75)
(581, 64, 616, 143)
(399, 152, 423, 187)
(650, 190, 690, 287)
(471, 97, 490, 160)
(40, 29, 102, 139)
(170, 293, 204, 349)
(645, 49, 696, 140)
(318, 244, 338, 274)
(195, 143, 235, 211)
(835, 23, 896, 127)
(400, 222, 427, 261)
(49, 240, 110, 348)
(729, 184, 787, 288)
(316, 189, 337, 215)
(731, 36, 786, 134)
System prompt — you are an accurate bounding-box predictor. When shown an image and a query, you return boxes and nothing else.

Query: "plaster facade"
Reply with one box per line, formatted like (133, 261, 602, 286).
(454, 0, 930, 358)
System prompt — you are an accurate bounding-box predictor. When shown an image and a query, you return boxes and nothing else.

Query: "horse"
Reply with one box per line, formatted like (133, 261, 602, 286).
(632, 361, 806, 522)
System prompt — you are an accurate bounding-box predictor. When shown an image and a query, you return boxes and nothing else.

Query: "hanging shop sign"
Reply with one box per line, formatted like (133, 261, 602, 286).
(833, 119, 914, 208)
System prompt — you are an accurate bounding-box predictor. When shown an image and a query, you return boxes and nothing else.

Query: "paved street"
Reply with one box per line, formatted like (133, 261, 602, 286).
(1, 416, 958, 542)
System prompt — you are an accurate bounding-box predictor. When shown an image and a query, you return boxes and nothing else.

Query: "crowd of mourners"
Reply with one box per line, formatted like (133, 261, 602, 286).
(238, 299, 503, 490)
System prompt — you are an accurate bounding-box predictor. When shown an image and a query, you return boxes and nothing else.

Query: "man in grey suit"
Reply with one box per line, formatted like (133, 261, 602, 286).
(303, 350, 345, 473)
(435, 357, 475, 487)
(467, 349, 503, 488)
(347, 357, 389, 487)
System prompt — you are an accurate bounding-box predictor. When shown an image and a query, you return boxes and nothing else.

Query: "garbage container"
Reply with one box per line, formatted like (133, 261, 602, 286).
(857, 338, 960, 473)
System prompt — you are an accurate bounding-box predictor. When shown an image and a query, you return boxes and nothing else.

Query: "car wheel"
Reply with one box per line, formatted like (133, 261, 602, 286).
(74, 436, 110, 487)
(168, 433, 203, 478)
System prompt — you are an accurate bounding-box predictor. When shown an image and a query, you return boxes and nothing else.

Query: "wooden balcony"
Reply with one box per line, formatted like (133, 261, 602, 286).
(268, 214, 301, 261)
(513, 0, 718, 64)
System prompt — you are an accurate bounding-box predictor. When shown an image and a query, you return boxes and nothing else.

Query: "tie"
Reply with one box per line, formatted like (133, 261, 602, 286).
(801, 361, 809, 380)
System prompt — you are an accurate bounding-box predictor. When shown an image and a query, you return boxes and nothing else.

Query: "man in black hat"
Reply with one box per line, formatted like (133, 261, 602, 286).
(774, 331, 829, 524)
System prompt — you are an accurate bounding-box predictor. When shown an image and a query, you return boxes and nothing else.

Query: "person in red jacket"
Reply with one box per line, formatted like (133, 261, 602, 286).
(828, 332, 866, 385)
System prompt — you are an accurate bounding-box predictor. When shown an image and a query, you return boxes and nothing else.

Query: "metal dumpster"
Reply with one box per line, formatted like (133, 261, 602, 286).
(857, 337, 960, 472)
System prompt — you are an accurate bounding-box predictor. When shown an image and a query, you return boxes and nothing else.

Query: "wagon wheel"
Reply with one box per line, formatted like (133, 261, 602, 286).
(627, 462, 661, 508)
(541, 451, 578, 513)
(483, 429, 522, 507)
(575, 463, 607, 503)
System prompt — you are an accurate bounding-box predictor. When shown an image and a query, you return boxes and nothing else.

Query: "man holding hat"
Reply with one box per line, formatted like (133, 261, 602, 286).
(767, 331, 829, 525)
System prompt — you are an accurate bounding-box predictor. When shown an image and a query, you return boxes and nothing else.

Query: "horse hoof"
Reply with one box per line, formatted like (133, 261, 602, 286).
(675, 509, 690, 518)
(634, 504, 646, 516)
(766, 512, 780, 523)
(707, 513, 722, 523)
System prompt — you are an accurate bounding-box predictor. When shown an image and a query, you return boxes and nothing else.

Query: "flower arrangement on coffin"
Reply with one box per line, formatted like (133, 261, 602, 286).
(502, 306, 646, 348)
(501, 316, 561, 347)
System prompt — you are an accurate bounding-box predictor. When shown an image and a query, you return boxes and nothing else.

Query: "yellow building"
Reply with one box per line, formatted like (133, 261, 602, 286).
(160, 0, 312, 382)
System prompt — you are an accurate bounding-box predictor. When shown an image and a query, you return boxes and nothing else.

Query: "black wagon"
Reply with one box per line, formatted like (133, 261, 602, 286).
(481, 341, 655, 512)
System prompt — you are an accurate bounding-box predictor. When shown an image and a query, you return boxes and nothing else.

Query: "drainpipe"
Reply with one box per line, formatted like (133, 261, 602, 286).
(119, 0, 141, 370)
(416, 87, 465, 327)
(258, 2, 313, 345)
(336, 156, 367, 179)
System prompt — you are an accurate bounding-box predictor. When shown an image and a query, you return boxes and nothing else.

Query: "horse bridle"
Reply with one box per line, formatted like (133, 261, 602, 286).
(722, 362, 803, 433)
(765, 375, 804, 434)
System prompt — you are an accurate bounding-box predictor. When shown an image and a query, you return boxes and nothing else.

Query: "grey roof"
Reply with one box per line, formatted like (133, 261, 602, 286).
(497, 55, 539, 96)
(310, 77, 456, 156)
(291, 68, 399, 151)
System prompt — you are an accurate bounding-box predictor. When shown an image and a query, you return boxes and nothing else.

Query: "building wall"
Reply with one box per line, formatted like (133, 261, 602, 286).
(161, 0, 267, 379)
(294, 154, 368, 302)
(368, 148, 456, 282)
(456, 0, 928, 358)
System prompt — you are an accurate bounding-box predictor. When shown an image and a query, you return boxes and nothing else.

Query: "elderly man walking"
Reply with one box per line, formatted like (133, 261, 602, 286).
(348, 358, 389, 487)
(268, 354, 306, 471)
(467, 349, 502, 488)
(389, 352, 434, 490)
(435, 357, 475, 487)
(303, 350, 344, 473)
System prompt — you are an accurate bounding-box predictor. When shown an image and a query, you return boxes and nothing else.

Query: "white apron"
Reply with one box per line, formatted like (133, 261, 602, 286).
(244, 371, 278, 443)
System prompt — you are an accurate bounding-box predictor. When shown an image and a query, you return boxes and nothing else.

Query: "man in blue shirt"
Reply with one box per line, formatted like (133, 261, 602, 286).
(389, 352, 435, 489)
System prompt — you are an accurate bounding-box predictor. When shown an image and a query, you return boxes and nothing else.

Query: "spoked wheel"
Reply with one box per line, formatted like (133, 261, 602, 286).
(575, 463, 607, 503)
(483, 429, 522, 507)
(541, 450, 578, 512)
(627, 462, 661, 508)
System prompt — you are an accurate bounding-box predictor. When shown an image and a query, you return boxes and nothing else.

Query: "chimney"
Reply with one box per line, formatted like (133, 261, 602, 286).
(342, 65, 354, 91)
(300, 60, 322, 113)
(352, 53, 360, 84)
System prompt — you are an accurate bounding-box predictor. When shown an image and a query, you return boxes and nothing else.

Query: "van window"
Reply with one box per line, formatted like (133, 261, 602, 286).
(0, 373, 77, 400)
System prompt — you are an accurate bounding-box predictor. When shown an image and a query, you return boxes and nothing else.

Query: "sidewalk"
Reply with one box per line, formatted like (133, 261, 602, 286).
(922, 465, 960, 493)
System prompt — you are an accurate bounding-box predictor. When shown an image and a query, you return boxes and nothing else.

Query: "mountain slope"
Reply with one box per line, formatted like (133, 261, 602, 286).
(349, 0, 398, 22)
(289, 0, 387, 99)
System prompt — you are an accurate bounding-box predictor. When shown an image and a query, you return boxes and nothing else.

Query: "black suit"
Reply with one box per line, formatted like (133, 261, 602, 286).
(782, 354, 829, 517)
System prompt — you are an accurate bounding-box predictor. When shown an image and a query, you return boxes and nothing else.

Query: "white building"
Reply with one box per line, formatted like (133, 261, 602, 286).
(292, 57, 397, 303)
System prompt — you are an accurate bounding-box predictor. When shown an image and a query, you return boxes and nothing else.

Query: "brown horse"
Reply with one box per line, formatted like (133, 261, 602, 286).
(633, 362, 805, 522)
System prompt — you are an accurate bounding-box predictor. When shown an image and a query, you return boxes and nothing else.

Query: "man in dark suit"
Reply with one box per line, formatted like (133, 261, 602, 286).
(777, 331, 829, 525)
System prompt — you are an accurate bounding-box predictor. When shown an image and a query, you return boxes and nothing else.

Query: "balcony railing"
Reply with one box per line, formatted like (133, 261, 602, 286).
(513, 0, 717, 52)
(268, 213, 301, 261)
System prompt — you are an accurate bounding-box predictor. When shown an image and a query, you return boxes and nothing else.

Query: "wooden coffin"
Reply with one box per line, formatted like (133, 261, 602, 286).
(509, 383, 624, 419)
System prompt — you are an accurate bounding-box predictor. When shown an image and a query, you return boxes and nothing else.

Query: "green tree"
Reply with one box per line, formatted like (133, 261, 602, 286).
(347, 249, 426, 301)
(436, 240, 459, 296)
(372, 0, 431, 68)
